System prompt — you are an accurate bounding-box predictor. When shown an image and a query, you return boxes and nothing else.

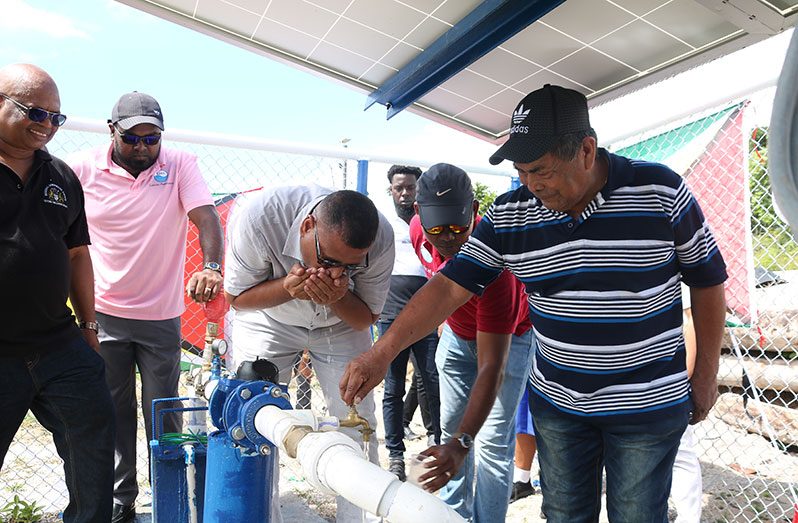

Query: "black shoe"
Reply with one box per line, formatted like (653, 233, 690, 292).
(510, 480, 536, 502)
(111, 503, 135, 523)
(388, 457, 406, 481)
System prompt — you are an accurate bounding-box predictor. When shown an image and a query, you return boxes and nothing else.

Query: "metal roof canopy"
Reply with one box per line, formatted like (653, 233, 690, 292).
(116, 0, 798, 143)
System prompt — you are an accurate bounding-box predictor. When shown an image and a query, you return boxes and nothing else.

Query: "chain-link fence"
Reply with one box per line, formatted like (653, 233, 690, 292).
(607, 90, 798, 522)
(3, 87, 797, 521)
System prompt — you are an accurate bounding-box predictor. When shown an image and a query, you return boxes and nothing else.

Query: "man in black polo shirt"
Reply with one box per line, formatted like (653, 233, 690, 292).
(0, 63, 114, 523)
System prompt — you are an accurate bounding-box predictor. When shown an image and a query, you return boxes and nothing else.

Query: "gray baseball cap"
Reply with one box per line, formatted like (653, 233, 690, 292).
(110, 92, 164, 130)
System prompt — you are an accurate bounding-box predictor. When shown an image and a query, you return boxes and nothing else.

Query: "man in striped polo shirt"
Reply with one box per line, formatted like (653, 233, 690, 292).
(342, 84, 727, 522)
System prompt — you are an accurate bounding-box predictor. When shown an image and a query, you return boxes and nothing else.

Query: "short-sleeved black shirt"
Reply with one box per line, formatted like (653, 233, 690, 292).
(1, 149, 90, 356)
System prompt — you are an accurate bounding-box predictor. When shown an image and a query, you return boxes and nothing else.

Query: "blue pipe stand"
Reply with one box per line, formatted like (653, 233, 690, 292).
(202, 377, 292, 523)
(150, 398, 208, 522)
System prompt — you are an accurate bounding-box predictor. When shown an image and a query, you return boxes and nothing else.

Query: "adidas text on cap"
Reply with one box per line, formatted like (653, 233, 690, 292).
(416, 163, 474, 229)
(489, 84, 591, 165)
(111, 92, 164, 131)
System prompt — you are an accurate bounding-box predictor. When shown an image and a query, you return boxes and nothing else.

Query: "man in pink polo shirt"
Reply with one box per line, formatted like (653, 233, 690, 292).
(68, 92, 223, 523)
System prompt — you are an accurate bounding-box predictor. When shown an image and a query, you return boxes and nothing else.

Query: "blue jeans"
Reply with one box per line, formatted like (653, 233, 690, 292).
(534, 406, 690, 523)
(378, 321, 440, 458)
(0, 336, 115, 523)
(436, 325, 534, 523)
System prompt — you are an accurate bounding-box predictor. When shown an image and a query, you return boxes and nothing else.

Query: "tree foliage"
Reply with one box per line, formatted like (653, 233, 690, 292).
(748, 126, 798, 270)
(473, 182, 498, 216)
(749, 127, 776, 234)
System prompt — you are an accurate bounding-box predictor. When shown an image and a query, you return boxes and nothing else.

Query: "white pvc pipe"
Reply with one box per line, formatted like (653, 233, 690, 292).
(254, 406, 465, 523)
(770, 26, 798, 232)
(284, 409, 340, 432)
(183, 444, 199, 523)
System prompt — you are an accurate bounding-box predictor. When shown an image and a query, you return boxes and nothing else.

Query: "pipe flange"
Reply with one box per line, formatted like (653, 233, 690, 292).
(221, 380, 268, 446)
(208, 377, 240, 430)
(239, 386, 292, 451)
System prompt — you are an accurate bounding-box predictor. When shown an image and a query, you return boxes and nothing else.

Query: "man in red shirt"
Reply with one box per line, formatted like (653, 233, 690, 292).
(344, 163, 534, 522)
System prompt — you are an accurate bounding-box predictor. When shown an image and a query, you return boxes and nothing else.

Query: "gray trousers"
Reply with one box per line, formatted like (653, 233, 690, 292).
(97, 312, 182, 506)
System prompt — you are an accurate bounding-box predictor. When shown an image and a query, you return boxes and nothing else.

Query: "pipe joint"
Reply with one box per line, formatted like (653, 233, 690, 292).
(283, 425, 313, 459)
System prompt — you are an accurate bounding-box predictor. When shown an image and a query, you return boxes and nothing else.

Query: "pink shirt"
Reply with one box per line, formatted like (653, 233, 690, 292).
(68, 144, 214, 320)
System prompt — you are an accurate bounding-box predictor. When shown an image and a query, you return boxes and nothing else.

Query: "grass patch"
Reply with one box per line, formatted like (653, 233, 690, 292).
(753, 230, 798, 270)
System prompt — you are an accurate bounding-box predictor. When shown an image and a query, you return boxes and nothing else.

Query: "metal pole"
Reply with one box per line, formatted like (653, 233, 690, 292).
(357, 160, 369, 195)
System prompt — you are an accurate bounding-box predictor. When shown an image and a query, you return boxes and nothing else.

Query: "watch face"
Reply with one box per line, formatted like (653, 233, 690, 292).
(457, 433, 473, 448)
(205, 262, 222, 271)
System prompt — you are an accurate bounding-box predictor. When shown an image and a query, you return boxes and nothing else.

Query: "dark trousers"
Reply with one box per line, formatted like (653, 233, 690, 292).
(96, 312, 181, 506)
(0, 336, 115, 523)
(402, 366, 434, 436)
(378, 321, 440, 458)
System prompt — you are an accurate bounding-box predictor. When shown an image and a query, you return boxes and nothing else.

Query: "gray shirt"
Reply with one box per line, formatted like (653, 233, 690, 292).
(224, 184, 395, 329)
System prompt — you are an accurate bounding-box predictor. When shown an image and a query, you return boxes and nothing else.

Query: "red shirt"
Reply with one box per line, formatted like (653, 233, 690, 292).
(409, 215, 531, 340)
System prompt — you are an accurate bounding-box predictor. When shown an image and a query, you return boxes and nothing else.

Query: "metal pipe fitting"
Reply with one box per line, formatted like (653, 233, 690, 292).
(338, 405, 374, 443)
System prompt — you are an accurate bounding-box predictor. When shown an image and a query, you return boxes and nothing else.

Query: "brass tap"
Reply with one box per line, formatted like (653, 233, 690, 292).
(202, 322, 219, 371)
(339, 405, 374, 443)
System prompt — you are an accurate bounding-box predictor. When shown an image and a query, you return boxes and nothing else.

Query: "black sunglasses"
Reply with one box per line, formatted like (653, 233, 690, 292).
(115, 126, 161, 146)
(0, 93, 67, 127)
(309, 199, 369, 271)
(313, 227, 369, 271)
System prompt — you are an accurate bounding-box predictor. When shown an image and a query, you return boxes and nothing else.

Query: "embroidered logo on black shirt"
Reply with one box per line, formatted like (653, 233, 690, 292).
(43, 183, 67, 208)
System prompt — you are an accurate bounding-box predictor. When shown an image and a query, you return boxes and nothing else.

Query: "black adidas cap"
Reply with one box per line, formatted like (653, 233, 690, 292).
(489, 84, 591, 165)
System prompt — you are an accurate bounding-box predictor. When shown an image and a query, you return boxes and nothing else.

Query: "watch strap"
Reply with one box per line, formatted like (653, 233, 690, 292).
(78, 321, 100, 334)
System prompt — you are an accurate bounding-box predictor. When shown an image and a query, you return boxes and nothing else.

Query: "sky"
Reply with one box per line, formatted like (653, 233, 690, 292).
(0, 0, 499, 167)
(1, 0, 793, 185)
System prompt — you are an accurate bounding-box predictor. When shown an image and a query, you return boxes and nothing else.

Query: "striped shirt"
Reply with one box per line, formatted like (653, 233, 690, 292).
(440, 149, 727, 422)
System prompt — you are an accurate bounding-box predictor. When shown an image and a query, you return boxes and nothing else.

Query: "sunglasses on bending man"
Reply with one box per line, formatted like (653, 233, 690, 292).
(308, 199, 369, 271)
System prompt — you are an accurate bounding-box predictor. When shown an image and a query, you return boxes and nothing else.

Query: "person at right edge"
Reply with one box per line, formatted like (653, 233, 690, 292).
(341, 83, 727, 523)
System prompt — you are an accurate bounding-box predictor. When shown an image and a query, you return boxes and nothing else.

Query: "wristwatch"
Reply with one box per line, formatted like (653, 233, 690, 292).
(203, 262, 223, 274)
(451, 432, 474, 449)
(78, 321, 100, 334)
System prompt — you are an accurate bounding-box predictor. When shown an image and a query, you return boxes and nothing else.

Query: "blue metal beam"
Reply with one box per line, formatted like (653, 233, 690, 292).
(365, 0, 565, 119)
